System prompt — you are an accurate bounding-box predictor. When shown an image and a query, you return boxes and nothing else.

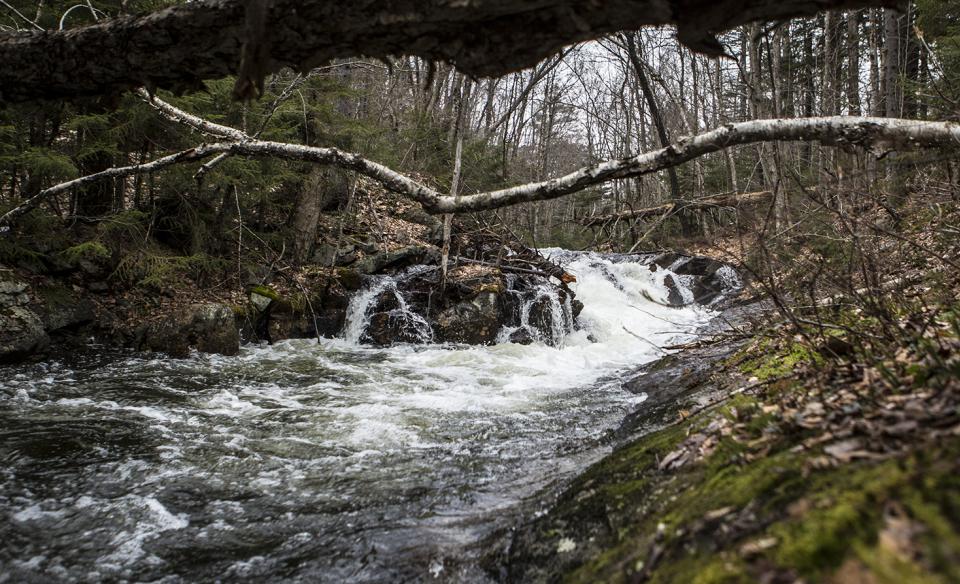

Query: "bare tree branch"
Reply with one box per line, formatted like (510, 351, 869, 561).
(4, 116, 958, 230)
(0, 146, 221, 228)
(581, 190, 774, 227)
(137, 88, 248, 141)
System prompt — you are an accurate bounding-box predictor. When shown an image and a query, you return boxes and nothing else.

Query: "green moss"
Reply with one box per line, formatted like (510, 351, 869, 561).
(59, 241, 111, 264)
(250, 284, 281, 301)
(335, 268, 363, 291)
(231, 303, 252, 317)
(855, 542, 945, 584)
(651, 554, 750, 584)
(738, 338, 824, 381)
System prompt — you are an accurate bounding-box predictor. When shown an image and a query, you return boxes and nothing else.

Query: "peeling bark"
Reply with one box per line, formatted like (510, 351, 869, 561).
(0, 0, 899, 104)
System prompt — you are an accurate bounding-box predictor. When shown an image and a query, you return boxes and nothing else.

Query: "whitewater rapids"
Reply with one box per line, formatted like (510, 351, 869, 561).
(0, 251, 725, 582)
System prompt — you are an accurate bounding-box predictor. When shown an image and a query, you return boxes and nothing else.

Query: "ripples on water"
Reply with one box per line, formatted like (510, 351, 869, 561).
(0, 252, 719, 582)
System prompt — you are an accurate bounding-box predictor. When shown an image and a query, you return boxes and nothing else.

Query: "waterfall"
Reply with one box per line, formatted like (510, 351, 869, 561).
(341, 251, 741, 348)
(342, 268, 435, 344)
(496, 281, 574, 347)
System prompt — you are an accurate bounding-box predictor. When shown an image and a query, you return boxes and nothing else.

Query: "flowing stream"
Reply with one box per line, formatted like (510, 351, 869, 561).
(0, 252, 727, 582)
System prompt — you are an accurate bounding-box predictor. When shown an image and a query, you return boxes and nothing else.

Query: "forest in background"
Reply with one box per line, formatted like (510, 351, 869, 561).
(1, 0, 957, 264)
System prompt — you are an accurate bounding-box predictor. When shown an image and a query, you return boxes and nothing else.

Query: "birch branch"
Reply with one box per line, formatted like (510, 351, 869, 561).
(5, 116, 960, 230)
(137, 88, 249, 141)
(0, 146, 222, 227)
(428, 117, 960, 214)
(193, 73, 305, 180)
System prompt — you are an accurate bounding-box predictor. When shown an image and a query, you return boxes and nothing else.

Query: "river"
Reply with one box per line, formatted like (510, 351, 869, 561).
(0, 252, 729, 582)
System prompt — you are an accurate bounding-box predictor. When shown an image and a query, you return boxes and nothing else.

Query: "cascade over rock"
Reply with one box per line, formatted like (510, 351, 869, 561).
(244, 242, 744, 348)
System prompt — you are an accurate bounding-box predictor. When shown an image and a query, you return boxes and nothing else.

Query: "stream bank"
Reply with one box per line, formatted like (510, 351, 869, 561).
(496, 289, 960, 583)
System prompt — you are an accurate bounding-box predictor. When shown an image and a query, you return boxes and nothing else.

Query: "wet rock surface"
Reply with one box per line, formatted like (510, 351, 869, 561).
(0, 268, 49, 363)
(139, 303, 240, 357)
(648, 251, 742, 306)
(352, 265, 576, 347)
(434, 291, 502, 344)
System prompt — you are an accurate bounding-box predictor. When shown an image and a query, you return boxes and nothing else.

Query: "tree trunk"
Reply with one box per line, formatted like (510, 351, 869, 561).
(0, 0, 908, 105)
(625, 33, 695, 237)
(290, 168, 326, 265)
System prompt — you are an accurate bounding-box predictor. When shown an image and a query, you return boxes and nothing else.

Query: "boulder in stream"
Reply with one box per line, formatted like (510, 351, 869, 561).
(434, 291, 502, 344)
(0, 269, 49, 362)
(648, 252, 742, 306)
(141, 302, 240, 357)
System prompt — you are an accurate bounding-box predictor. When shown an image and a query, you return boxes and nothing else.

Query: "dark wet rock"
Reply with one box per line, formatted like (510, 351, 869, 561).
(571, 299, 585, 320)
(508, 328, 535, 345)
(190, 304, 241, 355)
(0, 269, 49, 362)
(88, 281, 109, 293)
(670, 256, 732, 305)
(363, 311, 431, 345)
(435, 292, 501, 344)
(641, 252, 742, 306)
(35, 286, 96, 332)
(246, 280, 351, 344)
(662, 274, 687, 307)
(141, 303, 240, 358)
(527, 295, 560, 338)
(267, 306, 347, 342)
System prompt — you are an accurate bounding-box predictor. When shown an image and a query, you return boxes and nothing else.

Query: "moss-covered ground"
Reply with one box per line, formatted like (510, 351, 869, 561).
(506, 287, 960, 583)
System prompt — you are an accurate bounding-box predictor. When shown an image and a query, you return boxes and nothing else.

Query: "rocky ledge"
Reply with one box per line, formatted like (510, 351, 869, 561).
(0, 244, 744, 362)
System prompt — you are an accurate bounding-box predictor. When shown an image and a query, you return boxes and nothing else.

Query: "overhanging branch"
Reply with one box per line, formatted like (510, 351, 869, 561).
(4, 116, 958, 229)
(0, 0, 900, 103)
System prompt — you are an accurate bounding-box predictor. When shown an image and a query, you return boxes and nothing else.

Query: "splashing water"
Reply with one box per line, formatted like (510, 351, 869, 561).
(0, 252, 729, 582)
(342, 267, 436, 344)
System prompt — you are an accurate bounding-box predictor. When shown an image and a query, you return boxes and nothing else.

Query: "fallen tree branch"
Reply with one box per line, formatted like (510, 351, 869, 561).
(0, 146, 221, 227)
(582, 190, 773, 227)
(137, 88, 248, 141)
(5, 116, 960, 229)
(429, 118, 960, 214)
(453, 256, 553, 279)
(193, 72, 307, 180)
(0, 0, 900, 103)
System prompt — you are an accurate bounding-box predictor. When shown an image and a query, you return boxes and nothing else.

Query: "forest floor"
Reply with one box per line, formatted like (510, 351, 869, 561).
(500, 199, 960, 583)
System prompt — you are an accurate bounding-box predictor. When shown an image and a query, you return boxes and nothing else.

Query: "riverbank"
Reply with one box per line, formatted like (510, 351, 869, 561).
(498, 271, 960, 582)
